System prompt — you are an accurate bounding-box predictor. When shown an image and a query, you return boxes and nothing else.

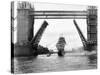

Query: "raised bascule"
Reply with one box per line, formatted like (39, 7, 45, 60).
(30, 20, 49, 56)
(73, 19, 97, 51)
(11, 2, 97, 57)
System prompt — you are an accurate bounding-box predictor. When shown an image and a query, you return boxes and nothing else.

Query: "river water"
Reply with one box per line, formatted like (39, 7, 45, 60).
(13, 53, 97, 74)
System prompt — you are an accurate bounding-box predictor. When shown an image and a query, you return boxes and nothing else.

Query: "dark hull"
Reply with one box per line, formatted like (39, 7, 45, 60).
(58, 50, 65, 56)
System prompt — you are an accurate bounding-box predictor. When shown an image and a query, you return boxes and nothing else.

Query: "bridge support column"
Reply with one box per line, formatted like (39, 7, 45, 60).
(14, 2, 34, 56)
(87, 6, 97, 51)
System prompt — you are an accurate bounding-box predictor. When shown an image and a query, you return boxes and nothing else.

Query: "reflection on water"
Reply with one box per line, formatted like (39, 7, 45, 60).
(13, 53, 97, 74)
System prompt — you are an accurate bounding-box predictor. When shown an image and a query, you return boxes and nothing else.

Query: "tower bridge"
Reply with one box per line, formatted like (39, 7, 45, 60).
(11, 2, 97, 56)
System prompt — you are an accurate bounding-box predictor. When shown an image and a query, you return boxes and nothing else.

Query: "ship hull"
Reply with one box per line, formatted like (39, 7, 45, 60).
(58, 49, 65, 56)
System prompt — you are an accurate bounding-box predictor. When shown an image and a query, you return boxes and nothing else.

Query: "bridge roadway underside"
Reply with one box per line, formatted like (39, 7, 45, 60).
(29, 10, 87, 19)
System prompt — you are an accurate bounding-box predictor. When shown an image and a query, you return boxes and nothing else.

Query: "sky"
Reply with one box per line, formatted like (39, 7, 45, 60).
(34, 19, 87, 51)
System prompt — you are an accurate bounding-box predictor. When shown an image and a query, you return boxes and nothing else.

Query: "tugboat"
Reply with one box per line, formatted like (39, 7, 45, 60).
(56, 35, 66, 56)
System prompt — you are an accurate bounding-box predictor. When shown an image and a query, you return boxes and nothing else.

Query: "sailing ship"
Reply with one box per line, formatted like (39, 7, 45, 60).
(56, 35, 66, 56)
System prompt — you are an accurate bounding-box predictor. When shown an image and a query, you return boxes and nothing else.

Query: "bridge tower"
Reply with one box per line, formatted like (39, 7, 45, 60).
(87, 6, 97, 50)
(17, 2, 34, 44)
(14, 2, 34, 56)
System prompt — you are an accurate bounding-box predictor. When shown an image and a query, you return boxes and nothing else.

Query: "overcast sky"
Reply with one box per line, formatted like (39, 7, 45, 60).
(34, 19, 87, 51)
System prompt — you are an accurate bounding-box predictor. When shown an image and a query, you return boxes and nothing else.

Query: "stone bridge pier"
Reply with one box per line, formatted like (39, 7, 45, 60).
(14, 2, 34, 56)
(87, 6, 97, 50)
